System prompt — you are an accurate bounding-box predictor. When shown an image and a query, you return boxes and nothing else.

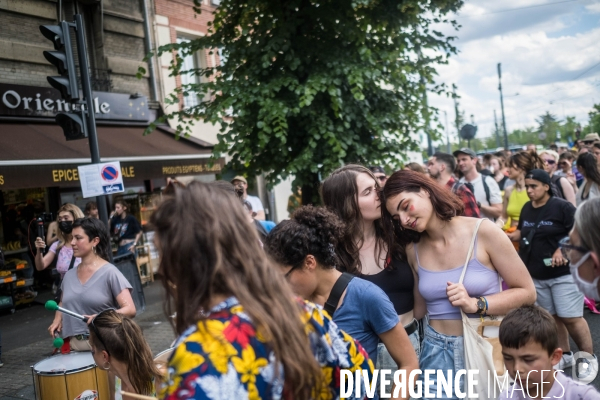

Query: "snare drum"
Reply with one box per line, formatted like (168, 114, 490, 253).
(154, 348, 174, 376)
(32, 352, 110, 400)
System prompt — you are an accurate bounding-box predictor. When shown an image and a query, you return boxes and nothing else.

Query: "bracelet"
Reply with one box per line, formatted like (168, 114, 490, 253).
(483, 296, 489, 315)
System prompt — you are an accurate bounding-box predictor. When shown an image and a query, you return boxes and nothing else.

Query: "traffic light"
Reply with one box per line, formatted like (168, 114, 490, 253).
(56, 112, 87, 141)
(40, 21, 87, 140)
(40, 22, 79, 101)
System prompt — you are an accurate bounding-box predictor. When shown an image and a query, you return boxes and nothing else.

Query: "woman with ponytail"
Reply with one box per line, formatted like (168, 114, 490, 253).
(89, 309, 161, 398)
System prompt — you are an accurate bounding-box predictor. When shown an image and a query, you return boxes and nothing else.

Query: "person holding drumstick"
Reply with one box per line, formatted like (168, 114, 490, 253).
(48, 217, 136, 351)
(89, 309, 161, 399)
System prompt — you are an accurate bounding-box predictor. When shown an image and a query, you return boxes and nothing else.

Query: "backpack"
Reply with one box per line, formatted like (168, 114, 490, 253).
(463, 176, 491, 205)
(550, 175, 565, 200)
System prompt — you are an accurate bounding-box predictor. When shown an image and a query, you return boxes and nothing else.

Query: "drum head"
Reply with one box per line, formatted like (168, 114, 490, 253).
(33, 353, 96, 375)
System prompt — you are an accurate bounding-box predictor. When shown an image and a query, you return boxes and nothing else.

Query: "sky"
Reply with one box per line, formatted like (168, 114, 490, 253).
(428, 0, 600, 148)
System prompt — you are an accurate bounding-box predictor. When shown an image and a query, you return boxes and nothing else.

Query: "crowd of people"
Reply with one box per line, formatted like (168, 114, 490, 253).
(3, 137, 600, 399)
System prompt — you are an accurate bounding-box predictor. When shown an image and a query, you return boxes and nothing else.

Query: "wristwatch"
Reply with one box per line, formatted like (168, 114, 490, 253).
(476, 201, 482, 209)
(476, 297, 487, 315)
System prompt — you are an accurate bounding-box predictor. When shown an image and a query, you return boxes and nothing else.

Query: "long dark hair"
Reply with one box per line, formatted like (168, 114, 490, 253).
(321, 164, 402, 274)
(577, 152, 600, 186)
(381, 170, 464, 245)
(72, 218, 111, 260)
(89, 310, 160, 395)
(265, 206, 344, 271)
(149, 181, 323, 399)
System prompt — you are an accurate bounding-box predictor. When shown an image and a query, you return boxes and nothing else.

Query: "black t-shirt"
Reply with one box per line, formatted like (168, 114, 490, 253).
(517, 197, 575, 280)
(360, 256, 414, 315)
(110, 214, 142, 240)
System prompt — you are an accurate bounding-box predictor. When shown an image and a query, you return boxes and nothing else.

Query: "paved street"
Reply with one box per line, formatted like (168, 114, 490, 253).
(1, 282, 599, 399)
(0, 281, 175, 400)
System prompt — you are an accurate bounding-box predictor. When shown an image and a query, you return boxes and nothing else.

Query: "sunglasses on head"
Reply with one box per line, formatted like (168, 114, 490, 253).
(89, 308, 117, 355)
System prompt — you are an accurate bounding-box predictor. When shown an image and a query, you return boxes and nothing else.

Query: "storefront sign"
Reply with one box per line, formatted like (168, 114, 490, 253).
(0, 158, 223, 190)
(0, 83, 150, 122)
(78, 162, 125, 198)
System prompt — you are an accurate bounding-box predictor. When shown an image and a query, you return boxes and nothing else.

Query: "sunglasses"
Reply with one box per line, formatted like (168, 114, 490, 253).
(376, 176, 387, 182)
(558, 162, 568, 166)
(89, 308, 116, 355)
(544, 159, 556, 165)
(558, 237, 588, 261)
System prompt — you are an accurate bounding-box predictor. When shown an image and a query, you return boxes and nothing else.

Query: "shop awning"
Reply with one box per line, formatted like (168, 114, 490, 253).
(0, 122, 223, 190)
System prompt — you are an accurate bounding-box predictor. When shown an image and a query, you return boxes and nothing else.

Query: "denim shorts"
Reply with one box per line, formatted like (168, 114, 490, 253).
(376, 319, 421, 396)
(419, 320, 465, 399)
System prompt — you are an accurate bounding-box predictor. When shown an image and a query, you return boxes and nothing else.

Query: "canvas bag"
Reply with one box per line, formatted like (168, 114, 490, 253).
(459, 219, 507, 400)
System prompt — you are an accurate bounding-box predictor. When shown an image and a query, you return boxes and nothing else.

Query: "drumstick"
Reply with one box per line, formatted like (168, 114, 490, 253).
(120, 391, 157, 400)
(45, 300, 89, 322)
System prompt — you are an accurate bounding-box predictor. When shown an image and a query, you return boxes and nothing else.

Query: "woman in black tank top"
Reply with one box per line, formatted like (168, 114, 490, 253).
(322, 164, 421, 385)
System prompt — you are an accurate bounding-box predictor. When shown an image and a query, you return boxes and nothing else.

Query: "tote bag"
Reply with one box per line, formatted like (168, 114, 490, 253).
(459, 219, 508, 400)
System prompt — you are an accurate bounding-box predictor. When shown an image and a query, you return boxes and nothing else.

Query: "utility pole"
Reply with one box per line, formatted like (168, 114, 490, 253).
(494, 110, 501, 148)
(444, 110, 450, 153)
(416, 47, 433, 156)
(497, 63, 509, 150)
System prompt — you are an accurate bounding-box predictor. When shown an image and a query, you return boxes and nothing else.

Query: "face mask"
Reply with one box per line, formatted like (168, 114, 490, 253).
(570, 252, 600, 301)
(58, 221, 73, 234)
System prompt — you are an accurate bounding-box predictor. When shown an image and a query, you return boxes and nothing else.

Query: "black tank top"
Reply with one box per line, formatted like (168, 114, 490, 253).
(360, 256, 415, 315)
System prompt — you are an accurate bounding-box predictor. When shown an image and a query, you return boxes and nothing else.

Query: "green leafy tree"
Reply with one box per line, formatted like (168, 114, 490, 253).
(535, 111, 560, 146)
(148, 0, 463, 203)
(582, 104, 600, 136)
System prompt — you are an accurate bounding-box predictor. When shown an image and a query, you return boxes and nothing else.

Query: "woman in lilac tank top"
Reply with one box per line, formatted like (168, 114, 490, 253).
(382, 170, 536, 399)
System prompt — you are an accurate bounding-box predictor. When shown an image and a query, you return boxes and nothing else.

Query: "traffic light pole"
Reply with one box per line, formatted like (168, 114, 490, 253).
(74, 15, 110, 237)
(497, 63, 509, 151)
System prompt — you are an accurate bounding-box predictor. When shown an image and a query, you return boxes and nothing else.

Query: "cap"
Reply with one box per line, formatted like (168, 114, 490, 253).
(525, 169, 553, 196)
(231, 175, 247, 184)
(452, 148, 476, 158)
(582, 133, 600, 142)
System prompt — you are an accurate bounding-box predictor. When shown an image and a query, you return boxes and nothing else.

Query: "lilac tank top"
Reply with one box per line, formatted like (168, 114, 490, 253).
(415, 235, 500, 320)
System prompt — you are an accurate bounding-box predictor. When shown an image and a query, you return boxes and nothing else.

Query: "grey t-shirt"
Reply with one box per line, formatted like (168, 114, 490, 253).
(60, 263, 132, 338)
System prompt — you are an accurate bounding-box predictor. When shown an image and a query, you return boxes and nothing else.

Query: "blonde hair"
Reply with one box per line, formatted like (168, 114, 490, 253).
(539, 149, 559, 162)
(56, 203, 85, 249)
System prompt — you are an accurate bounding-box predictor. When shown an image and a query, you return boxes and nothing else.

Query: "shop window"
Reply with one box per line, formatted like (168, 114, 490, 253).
(177, 36, 209, 109)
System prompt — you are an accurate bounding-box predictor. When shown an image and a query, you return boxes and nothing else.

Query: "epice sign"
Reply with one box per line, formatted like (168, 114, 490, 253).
(78, 162, 124, 198)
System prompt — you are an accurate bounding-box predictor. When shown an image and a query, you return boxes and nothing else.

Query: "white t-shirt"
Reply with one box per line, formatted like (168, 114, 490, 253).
(245, 195, 264, 212)
(460, 173, 502, 220)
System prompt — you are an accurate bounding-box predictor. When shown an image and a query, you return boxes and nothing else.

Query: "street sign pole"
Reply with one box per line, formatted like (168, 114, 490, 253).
(74, 15, 110, 241)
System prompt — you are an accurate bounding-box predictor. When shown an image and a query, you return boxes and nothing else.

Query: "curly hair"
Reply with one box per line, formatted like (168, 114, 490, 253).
(265, 206, 344, 270)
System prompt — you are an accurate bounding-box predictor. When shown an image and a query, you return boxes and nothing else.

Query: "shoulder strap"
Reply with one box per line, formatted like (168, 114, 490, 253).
(324, 272, 355, 316)
(68, 254, 77, 271)
(459, 219, 484, 284)
(482, 176, 491, 205)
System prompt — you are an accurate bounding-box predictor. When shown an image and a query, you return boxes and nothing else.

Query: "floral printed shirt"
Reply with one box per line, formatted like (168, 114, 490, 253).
(160, 297, 374, 400)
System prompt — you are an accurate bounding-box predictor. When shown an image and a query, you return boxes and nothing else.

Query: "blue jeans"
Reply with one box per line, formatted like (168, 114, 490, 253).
(419, 320, 465, 399)
(117, 244, 136, 259)
(376, 320, 421, 396)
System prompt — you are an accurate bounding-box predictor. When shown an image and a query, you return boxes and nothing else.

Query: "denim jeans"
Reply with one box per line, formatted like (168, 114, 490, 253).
(117, 244, 136, 259)
(419, 320, 465, 399)
(376, 320, 421, 396)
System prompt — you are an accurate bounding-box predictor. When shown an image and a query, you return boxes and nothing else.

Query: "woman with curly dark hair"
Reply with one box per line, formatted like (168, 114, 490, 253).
(381, 170, 536, 398)
(321, 165, 421, 376)
(265, 205, 418, 398)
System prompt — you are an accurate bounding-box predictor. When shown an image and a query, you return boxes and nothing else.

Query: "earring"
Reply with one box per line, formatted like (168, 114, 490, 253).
(102, 361, 111, 371)
(93, 246, 96, 254)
